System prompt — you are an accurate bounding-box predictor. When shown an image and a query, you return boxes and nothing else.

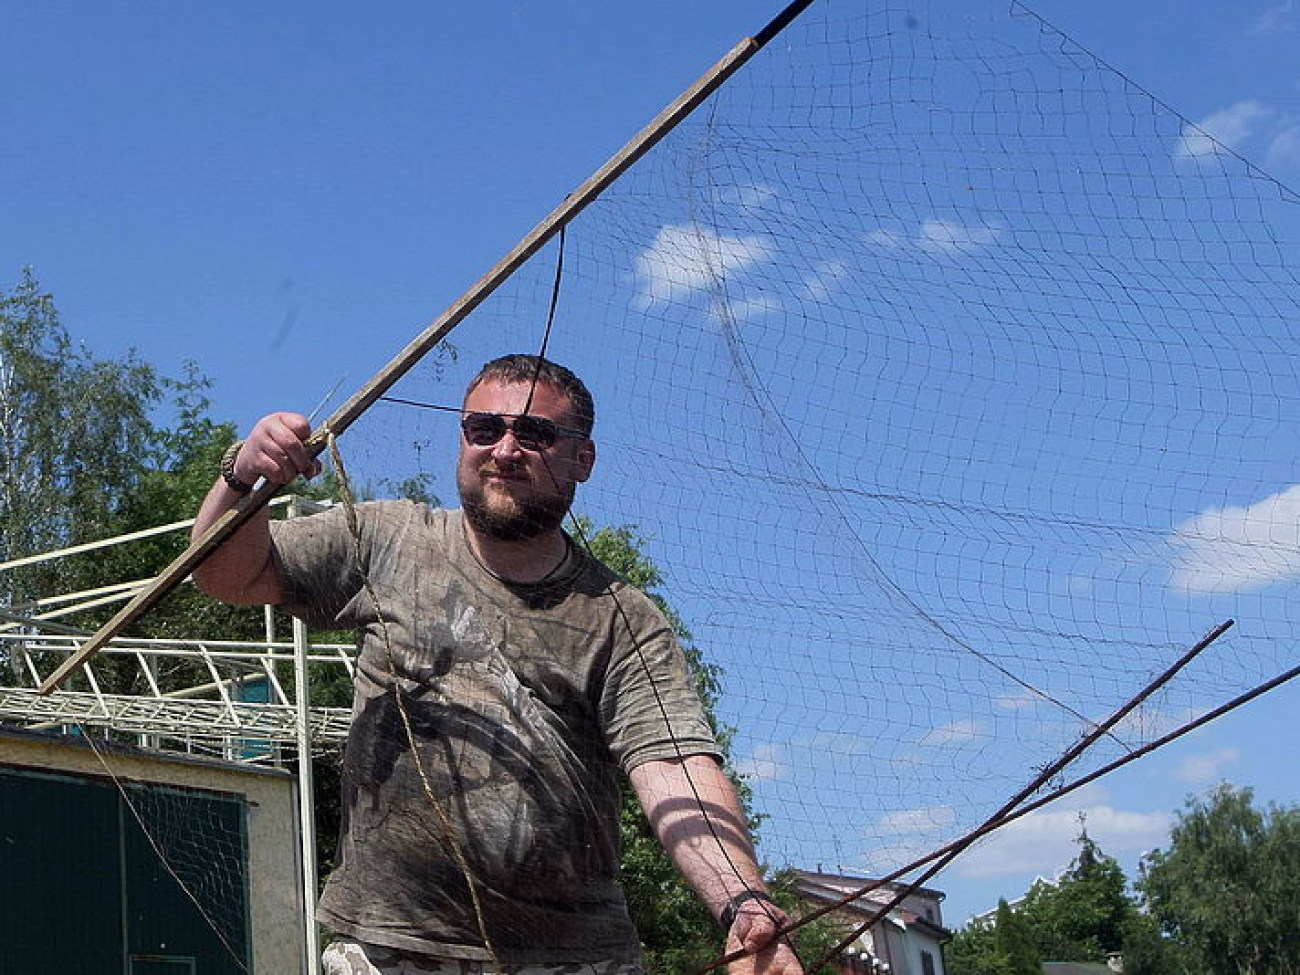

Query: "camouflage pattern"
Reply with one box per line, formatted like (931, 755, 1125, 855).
(322, 940, 645, 975)
(277, 505, 717, 955)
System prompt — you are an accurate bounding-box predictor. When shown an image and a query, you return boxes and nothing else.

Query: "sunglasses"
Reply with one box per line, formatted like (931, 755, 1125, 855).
(460, 412, 587, 451)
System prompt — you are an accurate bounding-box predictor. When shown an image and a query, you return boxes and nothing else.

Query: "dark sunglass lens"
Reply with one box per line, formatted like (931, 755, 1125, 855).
(512, 415, 558, 450)
(462, 413, 507, 446)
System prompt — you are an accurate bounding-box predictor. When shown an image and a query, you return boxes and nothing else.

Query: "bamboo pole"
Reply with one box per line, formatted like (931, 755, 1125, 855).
(39, 1, 816, 694)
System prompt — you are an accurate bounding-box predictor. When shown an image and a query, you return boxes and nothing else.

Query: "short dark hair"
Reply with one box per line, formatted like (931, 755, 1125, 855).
(465, 354, 595, 435)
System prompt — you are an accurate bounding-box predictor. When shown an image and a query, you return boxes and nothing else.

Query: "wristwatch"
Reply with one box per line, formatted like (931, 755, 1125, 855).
(220, 440, 255, 494)
(720, 890, 778, 930)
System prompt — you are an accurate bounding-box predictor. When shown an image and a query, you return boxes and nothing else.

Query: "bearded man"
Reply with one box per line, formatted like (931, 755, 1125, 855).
(192, 354, 804, 975)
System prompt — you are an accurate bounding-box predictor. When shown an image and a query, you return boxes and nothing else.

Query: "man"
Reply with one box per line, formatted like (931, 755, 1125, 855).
(193, 355, 804, 975)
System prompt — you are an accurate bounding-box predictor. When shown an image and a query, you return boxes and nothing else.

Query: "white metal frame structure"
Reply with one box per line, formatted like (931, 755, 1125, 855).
(0, 496, 354, 975)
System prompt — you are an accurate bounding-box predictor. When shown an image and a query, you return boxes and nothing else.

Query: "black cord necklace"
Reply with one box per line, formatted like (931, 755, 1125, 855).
(465, 524, 573, 587)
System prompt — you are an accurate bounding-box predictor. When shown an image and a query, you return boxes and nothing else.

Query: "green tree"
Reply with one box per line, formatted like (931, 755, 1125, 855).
(946, 915, 1001, 975)
(0, 269, 247, 694)
(948, 825, 1151, 975)
(0, 269, 314, 694)
(0, 268, 161, 612)
(1139, 784, 1300, 975)
(1118, 910, 1185, 975)
(1019, 823, 1137, 962)
(994, 899, 1043, 975)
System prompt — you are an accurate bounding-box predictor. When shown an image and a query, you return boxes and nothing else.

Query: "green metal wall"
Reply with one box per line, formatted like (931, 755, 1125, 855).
(0, 765, 250, 974)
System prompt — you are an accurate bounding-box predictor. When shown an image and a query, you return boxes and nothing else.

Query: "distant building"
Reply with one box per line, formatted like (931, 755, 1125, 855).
(791, 869, 952, 975)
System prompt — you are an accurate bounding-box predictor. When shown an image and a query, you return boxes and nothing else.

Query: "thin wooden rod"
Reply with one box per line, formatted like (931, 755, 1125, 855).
(709, 635, 1296, 974)
(699, 617, 1236, 972)
(39, 11, 800, 694)
(803, 618, 1235, 970)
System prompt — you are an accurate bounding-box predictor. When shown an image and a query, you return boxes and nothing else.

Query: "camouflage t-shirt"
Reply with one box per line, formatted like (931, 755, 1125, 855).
(270, 502, 720, 965)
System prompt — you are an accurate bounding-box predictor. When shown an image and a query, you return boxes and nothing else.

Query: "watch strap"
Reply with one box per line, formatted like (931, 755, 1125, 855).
(220, 440, 255, 494)
(719, 890, 778, 930)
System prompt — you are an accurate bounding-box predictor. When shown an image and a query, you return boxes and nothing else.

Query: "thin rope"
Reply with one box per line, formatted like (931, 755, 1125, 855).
(76, 726, 252, 971)
(327, 432, 503, 970)
(522, 224, 798, 964)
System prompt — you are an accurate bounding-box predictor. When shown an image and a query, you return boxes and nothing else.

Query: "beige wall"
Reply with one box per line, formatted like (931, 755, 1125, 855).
(0, 728, 306, 974)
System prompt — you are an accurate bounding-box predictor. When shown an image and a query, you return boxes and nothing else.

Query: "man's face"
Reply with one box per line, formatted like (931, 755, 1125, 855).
(456, 379, 595, 541)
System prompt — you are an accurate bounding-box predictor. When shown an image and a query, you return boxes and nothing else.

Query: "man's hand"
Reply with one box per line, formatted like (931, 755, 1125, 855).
(725, 899, 805, 975)
(192, 411, 320, 605)
(233, 412, 322, 488)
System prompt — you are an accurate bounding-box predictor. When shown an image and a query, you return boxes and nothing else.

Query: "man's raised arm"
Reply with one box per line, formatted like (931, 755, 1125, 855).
(191, 411, 321, 606)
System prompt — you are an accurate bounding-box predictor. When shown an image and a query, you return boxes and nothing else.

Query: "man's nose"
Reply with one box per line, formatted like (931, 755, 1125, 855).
(491, 429, 527, 459)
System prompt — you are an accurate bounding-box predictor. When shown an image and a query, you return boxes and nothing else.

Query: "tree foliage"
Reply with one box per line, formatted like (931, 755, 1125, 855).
(1139, 784, 1300, 975)
(945, 914, 1001, 975)
(948, 790, 1300, 975)
(996, 899, 1044, 975)
(1018, 824, 1136, 962)
(0, 268, 161, 608)
(945, 899, 1043, 975)
(947, 826, 1137, 975)
(0, 269, 265, 691)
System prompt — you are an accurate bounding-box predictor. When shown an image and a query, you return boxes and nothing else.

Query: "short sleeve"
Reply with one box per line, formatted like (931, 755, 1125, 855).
(270, 503, 370, 628)
(598, 586, 721, 771)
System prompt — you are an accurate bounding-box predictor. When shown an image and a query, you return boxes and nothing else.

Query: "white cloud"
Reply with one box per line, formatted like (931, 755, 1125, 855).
(876, 805, 959, 836)
(1266, 124, 1300, 169)
(802, 731, 873, 757)
(711, 293, 781, 325)
(634, 224, 774, 307)
(917, 219, 1001, 254)
(867, 228, 907, 250)
(1175, 747, 1240, 783)
(867, 220, 1001, 256)
(994, 692, 1040, 712)
(919, 718, 984, 747)
(1113, 703, 1203, 743)
(1247, 1, 1295, 36)
(1174, 100, 1273, 160)
(735, 742, 790, 782)
(1168, 484, 1300, 593)
(718, 182, 778, 211)
(951, 800, 1170, 879)
(861, 806, 961, 875)
(798, 259, 850, 303)
(863, 839, 947, 874)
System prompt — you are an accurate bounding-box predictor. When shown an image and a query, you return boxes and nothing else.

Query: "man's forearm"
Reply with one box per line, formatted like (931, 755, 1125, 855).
(190, 477, 281, 605)
(629, 754, 771, 919)
(190, 412, 320, 606)
(630, 754, 804, 972)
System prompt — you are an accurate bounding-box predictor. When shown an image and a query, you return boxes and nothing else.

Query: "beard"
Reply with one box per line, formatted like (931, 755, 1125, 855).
(458, 467, 574, 541)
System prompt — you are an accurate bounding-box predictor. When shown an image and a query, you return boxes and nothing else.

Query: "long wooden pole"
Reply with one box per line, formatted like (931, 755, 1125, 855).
(40, 1, 816, 694)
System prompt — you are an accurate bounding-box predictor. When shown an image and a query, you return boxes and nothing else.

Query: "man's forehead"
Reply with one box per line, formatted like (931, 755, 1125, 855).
(463, 378, 572, 415)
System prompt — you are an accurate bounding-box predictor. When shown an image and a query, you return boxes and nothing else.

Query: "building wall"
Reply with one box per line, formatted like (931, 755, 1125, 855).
(0, 729, 305, 973)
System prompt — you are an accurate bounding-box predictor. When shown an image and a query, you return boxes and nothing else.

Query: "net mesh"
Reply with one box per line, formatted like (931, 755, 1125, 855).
(24, 0, 1300, 967)
(332, 0, 1300, 894)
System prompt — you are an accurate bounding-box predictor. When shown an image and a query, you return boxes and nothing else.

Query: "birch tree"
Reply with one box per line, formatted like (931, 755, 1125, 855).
(0, 267, 160, 611)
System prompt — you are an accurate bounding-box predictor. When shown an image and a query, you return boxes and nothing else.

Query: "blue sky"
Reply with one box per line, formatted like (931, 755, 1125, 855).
(5, 0, 1300, 931)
